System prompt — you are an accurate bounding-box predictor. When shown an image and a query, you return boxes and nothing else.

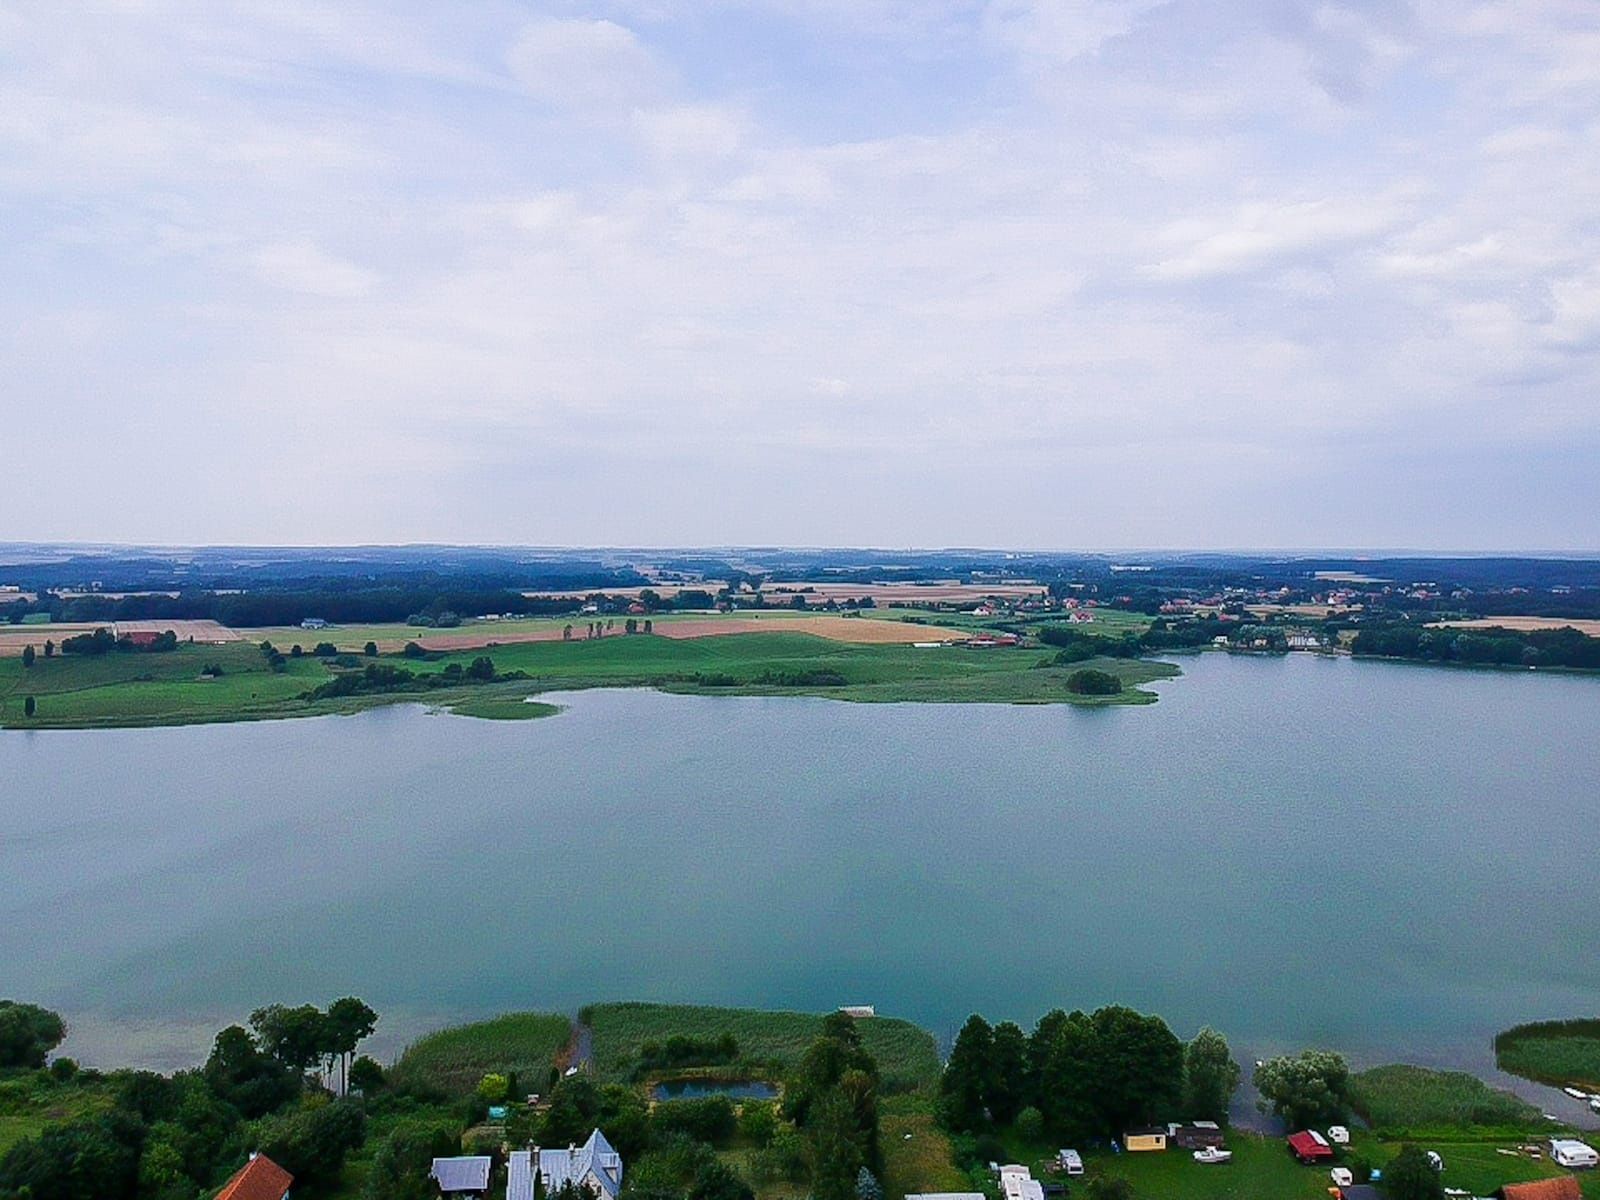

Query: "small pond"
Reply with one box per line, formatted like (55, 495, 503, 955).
(651, 1079, 780, 1102)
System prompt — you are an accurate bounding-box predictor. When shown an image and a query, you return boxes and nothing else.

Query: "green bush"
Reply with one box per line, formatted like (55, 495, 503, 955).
(1065, 668, 1122, 696)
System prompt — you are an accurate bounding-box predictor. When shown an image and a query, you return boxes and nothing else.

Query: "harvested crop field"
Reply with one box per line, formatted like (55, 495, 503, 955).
(1435, 616, 1600, 637)
(0, 624, 106, 657)
(114, 619, 238, 643)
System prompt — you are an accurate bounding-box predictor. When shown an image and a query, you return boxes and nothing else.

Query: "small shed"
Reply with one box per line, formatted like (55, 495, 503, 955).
(1123, 1128, 1167, 1152)
(1287, 1131, 1333, 1163)
(1167, 1122, 1224, 1150)
(431, 1156, 492, 1199)
(1338, 1187, 1383, 1200)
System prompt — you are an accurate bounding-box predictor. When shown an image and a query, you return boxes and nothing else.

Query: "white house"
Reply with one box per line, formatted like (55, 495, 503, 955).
(534, 1130, 624, 1199)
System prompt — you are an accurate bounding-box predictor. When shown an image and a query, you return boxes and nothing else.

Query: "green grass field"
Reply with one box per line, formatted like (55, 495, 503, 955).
(0, 631, 1180, 728)
(1065, 1130, 1600, 1200)
(1497, 1019, 1600, 1090)
(582, 1003, 942, 1094)
(389, 1012, 574, 1097)
(1350, 1063, 1543, 1134)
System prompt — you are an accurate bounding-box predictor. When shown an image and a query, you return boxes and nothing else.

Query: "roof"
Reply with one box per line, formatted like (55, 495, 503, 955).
(907, 1194, 986, 1200)
(1287, 1131, 1333, 1159)
(215, 1155, 293, 1200)
(1338, 1187, 1383, 1200)
(1499, 1182, 1582, 1200)
(431, 1157, 493, 1193)
(537, 1130, 623, 1199)
(1124, 1127, 1166, 1137)
(507, 1151, 533, 1200)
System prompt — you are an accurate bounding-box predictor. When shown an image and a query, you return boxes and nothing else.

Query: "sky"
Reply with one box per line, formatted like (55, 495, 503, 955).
(3, 1, 1599, 551)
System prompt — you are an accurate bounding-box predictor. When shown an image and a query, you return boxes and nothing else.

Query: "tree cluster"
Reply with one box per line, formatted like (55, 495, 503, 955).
(939, 1008, 1236, 1144)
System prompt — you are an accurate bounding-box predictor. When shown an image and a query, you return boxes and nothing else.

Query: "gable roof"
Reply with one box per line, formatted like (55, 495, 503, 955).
(538, 1129, 623, 1199)
(1498, 1181, 1582, 1200)
(431, 1156, 492, 1193)
(216, 1154, 293, 1200)
(507, 1151, 534, 1200)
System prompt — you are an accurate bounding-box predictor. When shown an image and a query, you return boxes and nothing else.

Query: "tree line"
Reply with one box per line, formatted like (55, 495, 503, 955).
(1351, 622, 1600, 669)
(0, 997, 379, 1200)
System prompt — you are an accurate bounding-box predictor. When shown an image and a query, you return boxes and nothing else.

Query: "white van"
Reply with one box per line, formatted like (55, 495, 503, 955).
(1549, 1139, 1599, 1169)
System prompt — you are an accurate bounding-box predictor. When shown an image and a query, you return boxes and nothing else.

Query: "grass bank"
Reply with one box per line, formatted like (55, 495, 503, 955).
(1349, 1063, 1543, 1135)
(582, 1002, 941, 1094)
(1496, 1019, 1600, 1090)
(0, 631, 1179, 729)
(390, 1012, 573, 1097)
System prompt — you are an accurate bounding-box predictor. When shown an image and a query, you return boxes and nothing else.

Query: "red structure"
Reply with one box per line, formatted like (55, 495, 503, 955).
(1287, 1131, 1333, 1163)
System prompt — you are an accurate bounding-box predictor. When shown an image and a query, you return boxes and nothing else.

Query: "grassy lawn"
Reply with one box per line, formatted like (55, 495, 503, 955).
(1069, 1130, 1600, 1199)
(1497, 1020, 1600, 1090)
(583, 1003, 941, 1094)
(881, 1096, 969, 1200)
(1351, 1063, 1544, 1134)
(0, 631, 1181, 728)
(390, 1012, 573, 1098)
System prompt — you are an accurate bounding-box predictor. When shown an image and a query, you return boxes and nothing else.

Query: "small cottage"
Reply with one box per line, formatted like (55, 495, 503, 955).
(1123, 1128, 1167, 1152)
(1167, 1122, 1224, 1150)
(430, 1156, 492, 1200)
(215, 1154, 292, 1200)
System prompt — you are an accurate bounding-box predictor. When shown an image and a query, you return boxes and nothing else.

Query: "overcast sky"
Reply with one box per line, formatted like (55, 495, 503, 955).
(3, 2, 1598, 550)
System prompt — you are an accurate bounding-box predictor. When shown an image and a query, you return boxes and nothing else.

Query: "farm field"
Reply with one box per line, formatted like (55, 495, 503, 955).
(582, 1002, 942, 1094)
(0, 619, 236, 656)
(0, 629, 1178, 728)
(1437, 616, 1600, 637)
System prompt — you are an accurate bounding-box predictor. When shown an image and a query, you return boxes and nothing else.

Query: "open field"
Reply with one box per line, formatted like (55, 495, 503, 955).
(652, 616, 967, 643)
(0, 619, 237, 656)
(583, 1002, 942, 1094)
(390, 1012, 573, 1097)
(1437, 616, 1600, 637)
(1069, 1131, 1600, 1199)
(0, 629, 1178, 728)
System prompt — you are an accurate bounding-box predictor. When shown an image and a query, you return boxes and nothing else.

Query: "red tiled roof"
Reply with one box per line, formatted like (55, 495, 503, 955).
(1499, 1180, 1581, 1200)
(216, 1154, 293, 1200)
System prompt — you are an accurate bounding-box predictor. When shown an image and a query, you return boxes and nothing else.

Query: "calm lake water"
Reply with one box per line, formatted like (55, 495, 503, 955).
(5, 653, 1598, 1114)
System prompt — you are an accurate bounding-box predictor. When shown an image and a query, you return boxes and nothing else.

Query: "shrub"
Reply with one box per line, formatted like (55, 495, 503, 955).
(1065, 668, 1122, 696)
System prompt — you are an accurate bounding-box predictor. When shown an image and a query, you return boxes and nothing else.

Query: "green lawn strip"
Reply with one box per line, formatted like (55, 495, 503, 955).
(1496, 1019, 1600, 1090)
(390, 1012, 573, 1098)
(582, 1003, 941, 1094)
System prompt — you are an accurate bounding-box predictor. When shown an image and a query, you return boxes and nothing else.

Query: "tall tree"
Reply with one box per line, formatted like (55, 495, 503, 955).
(1086, 1006, 1183, 1134)
(1181, 1028, 1240, 1123)
(1384, 1145, 1444, 1200)
(1253, 1051, 1351, 1129)
(325, 997, 379, 1095)
(249, 1004, 329, 1075)
(0, 1001, 66, 1068)
(986, 1022, 1030, 1124)
(939, 1015, 995, 1132)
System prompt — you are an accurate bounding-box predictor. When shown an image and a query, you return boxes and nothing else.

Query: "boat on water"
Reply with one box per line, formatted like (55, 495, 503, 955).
(1563, 1086, 1588, 1099)
(1589, 1097, 1600, 1113)
(1193, 1147, 1232, 1165)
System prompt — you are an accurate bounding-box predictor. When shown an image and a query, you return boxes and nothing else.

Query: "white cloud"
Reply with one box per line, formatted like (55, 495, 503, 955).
(251, 241, 377, 298)
(506, 18, 664, 110)
(1145, 196, 1407, 281)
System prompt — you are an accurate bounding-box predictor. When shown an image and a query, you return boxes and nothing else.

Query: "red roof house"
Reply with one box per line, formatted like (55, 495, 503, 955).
(215, 1154, 293, 1200)
(1287, 1131, 1333, 1163)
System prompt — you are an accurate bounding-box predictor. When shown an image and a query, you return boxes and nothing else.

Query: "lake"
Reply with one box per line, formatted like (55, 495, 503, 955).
(4, 652, 1598, 1116)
